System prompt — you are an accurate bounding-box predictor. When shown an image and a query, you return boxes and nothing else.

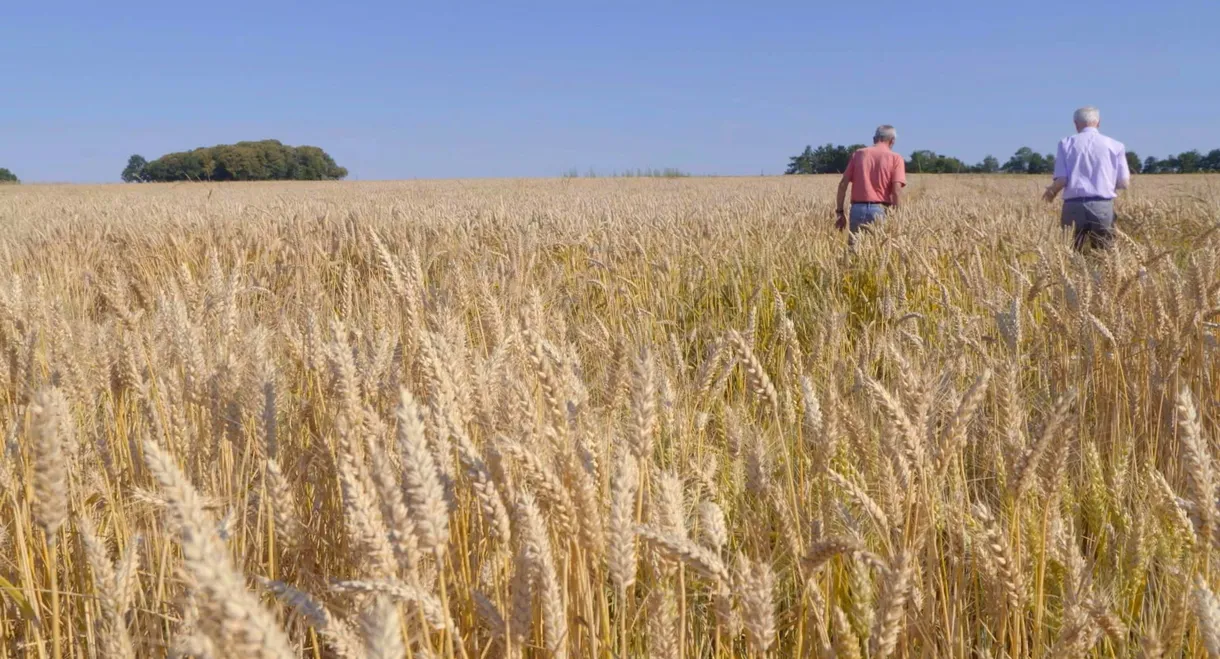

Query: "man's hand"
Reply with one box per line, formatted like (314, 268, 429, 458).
(1043, 178, 1066, 203)
(834, 209, 846, 231)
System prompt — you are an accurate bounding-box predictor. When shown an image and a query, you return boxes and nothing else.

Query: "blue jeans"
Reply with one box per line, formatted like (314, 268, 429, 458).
(849, 203, 886, 233)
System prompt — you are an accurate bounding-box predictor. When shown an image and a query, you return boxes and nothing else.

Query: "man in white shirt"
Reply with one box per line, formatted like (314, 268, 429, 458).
(1042, 106, 1131, 250)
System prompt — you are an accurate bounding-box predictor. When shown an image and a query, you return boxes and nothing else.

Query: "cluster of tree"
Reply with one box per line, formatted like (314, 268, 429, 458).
(122, 140, 348, 182)
(784, 144, 867, 174)
(0, 168, 18, 184)
(563, 167, 691, 178)
(997, 147, 1056, 174)
(785, 144, 1058, 175)
(787, 144, 1220, 175)
(1135, 149, 1220, 173)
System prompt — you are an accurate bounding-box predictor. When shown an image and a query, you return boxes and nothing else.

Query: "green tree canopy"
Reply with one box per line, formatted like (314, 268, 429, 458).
(783, 143, 1218, 175)
(1176, 150, 1202, 174)
(976, 155, 1000, 173)
(134, 140, 348, 182)
(1204, 149, 1220, 172)
(0, 168, 17, 184)
(784, 143, 864, 174)
(1027, 152, 1051, 175)
(1126, 151, 1142, 174)
(1000, 147, 1055, 174)
(907, 150, 969, 173)
(122, 155, 149, 182)
(1001, 147, 1034, 173)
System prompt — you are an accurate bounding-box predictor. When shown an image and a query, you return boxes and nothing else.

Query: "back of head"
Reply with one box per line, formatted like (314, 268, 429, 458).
(1073, 106, 1100, 129)
(874, 125, 897, 144)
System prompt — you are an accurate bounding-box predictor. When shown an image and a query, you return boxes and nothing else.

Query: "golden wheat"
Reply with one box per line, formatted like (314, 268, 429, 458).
(0, 175, 1217, 657)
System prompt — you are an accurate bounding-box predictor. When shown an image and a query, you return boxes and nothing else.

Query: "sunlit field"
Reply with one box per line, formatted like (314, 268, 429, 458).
(0, 175, 1218, 658)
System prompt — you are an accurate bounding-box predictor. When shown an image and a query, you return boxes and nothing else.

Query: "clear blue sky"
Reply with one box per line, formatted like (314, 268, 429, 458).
(2, 0, 1218, 182)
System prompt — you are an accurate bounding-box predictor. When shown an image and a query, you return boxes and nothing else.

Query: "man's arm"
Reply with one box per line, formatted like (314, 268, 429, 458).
(889, 157, 907, 207)
(889, 180, 904, 208)
(835, 175, 850, 214)
(1116, 147, 1131, 190)
(1043, 178, 1066, 202)
(835, 176, 850, 230)
(835, 153, 855, 230)
(1044, 140, 1068, 202)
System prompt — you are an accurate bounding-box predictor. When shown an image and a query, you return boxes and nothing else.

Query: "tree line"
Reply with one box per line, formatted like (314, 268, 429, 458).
(122, 140, 348, 182)
(562, 167, 691, 178)
(785, 144, 1220, 175)
(0, 168, 18, 184)
(1137, 149, 1220, 173)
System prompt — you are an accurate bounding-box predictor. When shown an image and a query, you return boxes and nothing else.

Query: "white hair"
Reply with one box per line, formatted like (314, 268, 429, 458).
(874, 125, 897, 143)
(1073, 106, 1100, 126)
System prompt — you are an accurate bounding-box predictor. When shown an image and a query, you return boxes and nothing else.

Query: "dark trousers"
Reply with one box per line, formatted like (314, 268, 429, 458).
(1061, 198, 1116, 251)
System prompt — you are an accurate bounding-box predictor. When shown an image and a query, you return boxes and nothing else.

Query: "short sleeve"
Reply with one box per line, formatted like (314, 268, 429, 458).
(1053, 141, 1068, 180)
(893, 155, 906, 186)
(842, 152, 856, 182)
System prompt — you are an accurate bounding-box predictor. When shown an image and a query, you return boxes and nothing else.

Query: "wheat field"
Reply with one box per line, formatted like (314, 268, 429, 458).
(0, 175, 1218, 658)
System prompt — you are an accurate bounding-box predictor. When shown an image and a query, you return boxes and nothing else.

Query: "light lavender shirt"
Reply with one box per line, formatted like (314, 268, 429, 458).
(1053, 127, 1131, 200)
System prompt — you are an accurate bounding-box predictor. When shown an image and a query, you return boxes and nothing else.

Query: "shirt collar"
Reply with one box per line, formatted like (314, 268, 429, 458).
(1081, 127, 1099, 134)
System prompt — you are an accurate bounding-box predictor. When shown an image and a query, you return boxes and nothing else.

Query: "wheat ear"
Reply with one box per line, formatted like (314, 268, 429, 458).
(330, 580, 454, 632)
(259, 578, 362, 658)
(1195, 577, 1220, 658)
(359, 596, 406, 659)
(734, 552, 776, 654)
(397, 387, 451, 552)
(31, 387, 70, 541)
(515, 490, 568, 659)
(143, 440, 297, 659)
(870, 551, 913, 659)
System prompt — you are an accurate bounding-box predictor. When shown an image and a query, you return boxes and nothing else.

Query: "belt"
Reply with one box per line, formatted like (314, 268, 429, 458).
(1064, 196, 1113, 203)
(851, 201, 891, 207)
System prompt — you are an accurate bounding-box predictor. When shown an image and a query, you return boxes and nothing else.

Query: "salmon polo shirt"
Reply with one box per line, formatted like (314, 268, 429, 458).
(844, 145, 906, 204)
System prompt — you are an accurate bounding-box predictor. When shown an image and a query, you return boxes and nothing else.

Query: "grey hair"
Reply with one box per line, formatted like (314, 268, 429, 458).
(1073, 106, 1100, 126)
(874, 125, 897, 143)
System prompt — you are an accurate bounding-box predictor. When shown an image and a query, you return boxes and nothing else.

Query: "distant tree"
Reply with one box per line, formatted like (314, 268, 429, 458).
(0, 168, 17, 184)
(907, 150, 969, 173)
(121, 155, 149, 182)
(137, 140, 348, 182)
(613, 167, 690, 178)
(1027, 152, 1051, 175)
(785, 142, 1216, 176)
(942, 156, 968, 173)
(999, 147, 1055, 174)
(1204, 149, 1220, 172)
(786, 146, 817, 175)
(1002, 147, 1035, 173)
(1126, 151, 1142, 174)
(906, 150, 938, 173)
(784, 143, 865, 175)
(1177, 150, 1202, 173)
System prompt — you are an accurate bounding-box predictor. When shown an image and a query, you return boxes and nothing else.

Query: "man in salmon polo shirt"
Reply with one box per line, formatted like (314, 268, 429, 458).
(834, 125, 907, 234)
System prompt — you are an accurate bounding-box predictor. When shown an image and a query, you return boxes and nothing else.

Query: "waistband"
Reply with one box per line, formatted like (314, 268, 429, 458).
(1064, 196, 1114, 203)
(851, 201, 891, 207)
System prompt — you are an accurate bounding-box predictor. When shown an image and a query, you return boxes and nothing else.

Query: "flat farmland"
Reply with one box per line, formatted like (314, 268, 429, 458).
(0, 175, 1218, 657)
